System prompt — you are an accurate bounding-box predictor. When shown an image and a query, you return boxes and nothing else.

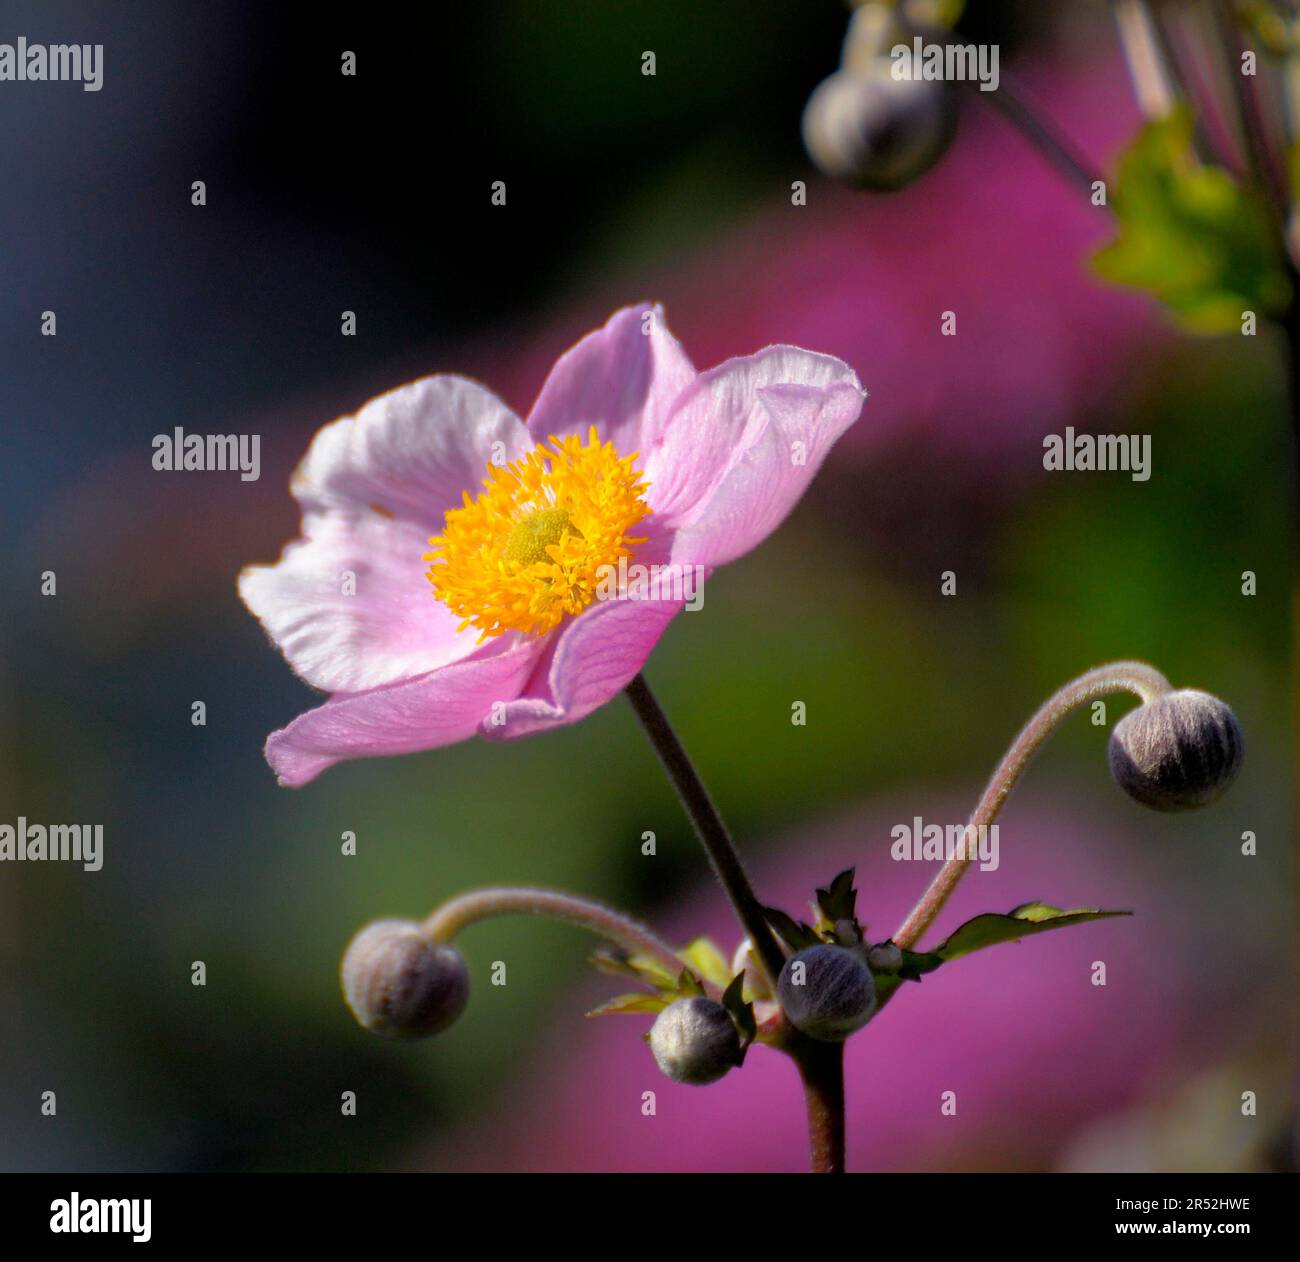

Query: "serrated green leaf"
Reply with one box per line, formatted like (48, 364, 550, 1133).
(934, 905, 1132, 962)
(762, 906, 822, 952)
(586, 992, 672, 1018)
(815, 867, 858, 927)
(720, 971, 758, 1047)
(677, 937, 732, 990)
(1092, 106, 1290, 331)
(676, 968, 707, 998)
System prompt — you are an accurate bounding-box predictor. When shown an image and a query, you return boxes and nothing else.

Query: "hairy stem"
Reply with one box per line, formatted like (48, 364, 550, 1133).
(625, 673, 786, 988)
(423, 885, 684, 978)
(795, 1038, 846, 1174)
(893, 661, 1172, 950)
(976, 78, 1103, 194)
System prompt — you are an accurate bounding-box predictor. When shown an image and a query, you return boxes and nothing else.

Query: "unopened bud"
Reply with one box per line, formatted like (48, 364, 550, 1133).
(648, 997, 742, 1085)
(778, 944, 876, 1041)
(867, 941, 903, 973)
(802, 64, 956, 191)
(1108, 689, 1244, 812)
(341, 918, 470, 1039)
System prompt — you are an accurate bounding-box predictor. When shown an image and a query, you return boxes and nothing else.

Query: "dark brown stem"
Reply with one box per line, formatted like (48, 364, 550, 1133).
(624, 674, 786, 988)
(626, 674, 846, 1172)
(974, 78, 1103, 195)
(793, 1038, 846, 1174)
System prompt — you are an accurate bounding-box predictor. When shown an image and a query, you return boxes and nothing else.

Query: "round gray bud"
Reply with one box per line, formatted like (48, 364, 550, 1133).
(802, 64, 956, 191)
(778, 944, 876, 1041)
(1109, 689, 1244, 812)
(341, 918, 470, 1039)
(648, 997, 742, 1085)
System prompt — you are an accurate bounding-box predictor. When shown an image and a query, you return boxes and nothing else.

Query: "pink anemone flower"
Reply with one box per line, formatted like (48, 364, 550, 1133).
(239, 303, 865, 785)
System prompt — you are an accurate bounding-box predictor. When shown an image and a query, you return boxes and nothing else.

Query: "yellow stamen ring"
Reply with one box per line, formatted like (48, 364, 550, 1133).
(424, 427, 651, 640)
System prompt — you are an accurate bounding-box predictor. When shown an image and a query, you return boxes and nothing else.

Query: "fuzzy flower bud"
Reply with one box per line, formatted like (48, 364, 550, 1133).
(341, 918, 470, 1039)
(648, 997, 742, 1085)
(1108, 689, 1244, 812)
(777, 944, 877, 1041)
(802, 63, 956, 191)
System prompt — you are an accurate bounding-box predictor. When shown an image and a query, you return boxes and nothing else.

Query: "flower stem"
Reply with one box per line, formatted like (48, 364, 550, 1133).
(624, 674, 786, 989)
(893, 661, 1172, 950)
(975, 78, 1103, 195)
(795, 1038, 846, 1174)
(625, 674, 844, 1172)
(422, 885, 684, 979)
(1113, 0, 1178, 121)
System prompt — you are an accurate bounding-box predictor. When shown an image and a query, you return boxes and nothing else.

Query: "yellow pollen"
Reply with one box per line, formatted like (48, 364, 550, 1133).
(424, 426, 651, 640)
(502, 507, 576, 569)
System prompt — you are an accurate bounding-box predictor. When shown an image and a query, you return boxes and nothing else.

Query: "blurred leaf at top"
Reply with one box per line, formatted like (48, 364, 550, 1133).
(1092, 106, 1291, 332)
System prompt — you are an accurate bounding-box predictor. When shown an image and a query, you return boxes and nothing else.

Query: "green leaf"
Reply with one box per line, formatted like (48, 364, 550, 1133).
(897, 946, 944, 978)
(933, 904, 1132, 962)
(586, 992, 672, 1018)
(677, 937, 732, 990)
(1092, 106, 1290, 332)
(675, 968, 707, 998)
(720, 972, 757, 1048)
(589, 946, 678, 993)
(814, 867, 858, 927)
(762, 906, 821, 953)
(870, 945, 942, 1006)
(870, 907, 1128, 1008)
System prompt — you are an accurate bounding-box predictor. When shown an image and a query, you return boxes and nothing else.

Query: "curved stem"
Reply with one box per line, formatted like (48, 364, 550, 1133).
(624, 674, 786, 988)
(423, 885, 683, 979)
(893, 661, 1172, 950)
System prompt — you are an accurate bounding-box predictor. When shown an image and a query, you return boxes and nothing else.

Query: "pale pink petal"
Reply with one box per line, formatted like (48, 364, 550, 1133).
(643, 347, 864, 567)
(293, 374, 532, 532)
(265, 638, 546, 787)
(483, 591, 688, 740)
(240, 375, 531, 692)
(525, 303, 697, 456)
(239, 513, 475, 694)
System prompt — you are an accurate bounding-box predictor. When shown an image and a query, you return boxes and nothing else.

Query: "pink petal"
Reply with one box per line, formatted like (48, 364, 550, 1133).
(645, 347, 864, 567)
(265, 638, 546, 787)
(240, 375, 531, 692)
(293, 374, 531, 533)
(483, 590, 687, 740)
(525, 303, 697, 456)
(239, 514, 473, 694)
